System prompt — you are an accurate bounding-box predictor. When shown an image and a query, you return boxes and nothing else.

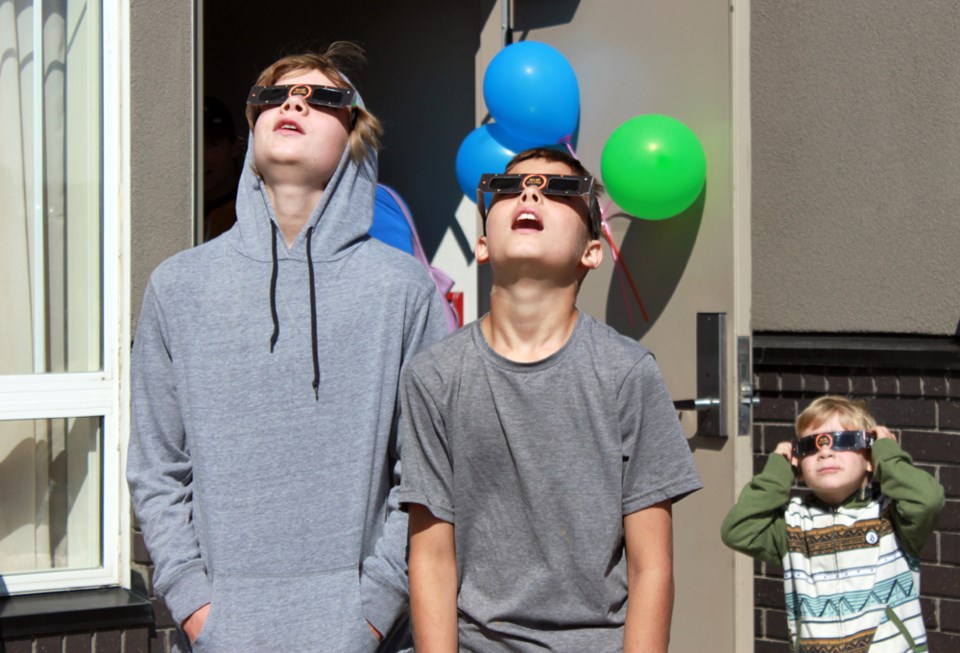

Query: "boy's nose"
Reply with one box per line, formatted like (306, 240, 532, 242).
(519, 186, 544, 204)
(281, 96, 308, 113)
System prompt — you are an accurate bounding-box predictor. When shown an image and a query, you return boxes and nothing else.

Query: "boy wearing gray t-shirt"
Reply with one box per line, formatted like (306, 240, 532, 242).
(399, 148, 702, 653)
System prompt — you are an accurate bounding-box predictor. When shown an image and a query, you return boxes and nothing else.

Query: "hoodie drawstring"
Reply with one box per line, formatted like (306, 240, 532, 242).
(269, 222, 281, 352)
(306, 226, 320, 400)
(268, 222, 321, 400)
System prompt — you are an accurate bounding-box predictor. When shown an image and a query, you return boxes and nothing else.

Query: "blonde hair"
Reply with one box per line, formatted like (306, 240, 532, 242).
(245, 42, 382, 164)
(796, 395, 877, 436)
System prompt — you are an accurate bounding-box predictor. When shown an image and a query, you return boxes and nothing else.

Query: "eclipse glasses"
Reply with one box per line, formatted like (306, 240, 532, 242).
(247, 84, 357, 110)
(476, 173, 600, 237)
(793, 430, 874, 458)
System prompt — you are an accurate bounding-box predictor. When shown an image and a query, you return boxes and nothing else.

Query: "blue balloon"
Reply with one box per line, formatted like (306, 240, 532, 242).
(370, 184, 414, 255)
(483, 41, 580, 148)
(455, 124, 516, 199)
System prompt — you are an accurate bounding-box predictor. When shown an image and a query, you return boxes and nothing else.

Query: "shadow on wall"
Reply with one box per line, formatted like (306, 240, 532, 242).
(604, 186, 706, 340)
(513, 0, 580, 34)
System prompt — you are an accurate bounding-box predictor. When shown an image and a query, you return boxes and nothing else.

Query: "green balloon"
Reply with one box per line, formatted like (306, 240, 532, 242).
(600, 114, 706, 220)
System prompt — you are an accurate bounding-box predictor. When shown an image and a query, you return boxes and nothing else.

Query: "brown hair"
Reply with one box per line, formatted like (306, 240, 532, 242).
(796, 395, 877, 436)
(245, 42, 382, 164)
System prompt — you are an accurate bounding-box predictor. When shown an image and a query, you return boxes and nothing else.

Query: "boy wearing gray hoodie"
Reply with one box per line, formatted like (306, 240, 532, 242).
(127, 43, 448, 652)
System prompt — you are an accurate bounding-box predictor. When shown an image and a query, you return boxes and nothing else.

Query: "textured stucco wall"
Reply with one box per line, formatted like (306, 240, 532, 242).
(129, 0, 194, 329)
(752, 1, 960, 335)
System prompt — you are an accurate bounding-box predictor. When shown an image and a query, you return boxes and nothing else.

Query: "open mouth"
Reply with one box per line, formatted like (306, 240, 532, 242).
(512, 211, 543, 231)
(276, 119, 303, 134)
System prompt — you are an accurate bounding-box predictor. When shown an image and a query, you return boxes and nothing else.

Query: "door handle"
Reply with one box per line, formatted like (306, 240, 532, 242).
(674, 397, 720, 411)
(672, 313, 726, 437)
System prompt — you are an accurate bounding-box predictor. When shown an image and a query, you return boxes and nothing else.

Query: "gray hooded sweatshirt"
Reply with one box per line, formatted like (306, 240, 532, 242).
(127, 120, 448, 652)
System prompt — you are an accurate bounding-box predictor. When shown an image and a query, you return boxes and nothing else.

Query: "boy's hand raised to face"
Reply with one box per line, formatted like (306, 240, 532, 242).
(774, 441, 795, 463)
(872, 425, 897, 442)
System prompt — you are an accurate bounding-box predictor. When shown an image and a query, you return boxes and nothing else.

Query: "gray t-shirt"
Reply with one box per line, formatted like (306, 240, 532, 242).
(399, 312, 702, 652)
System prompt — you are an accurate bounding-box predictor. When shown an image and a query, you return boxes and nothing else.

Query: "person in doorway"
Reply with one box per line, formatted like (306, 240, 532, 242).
(202, 96, 242, 241)
(721, 395, 943, 652)
(400, 147, 702, 652)
(127, 42, 448, 652)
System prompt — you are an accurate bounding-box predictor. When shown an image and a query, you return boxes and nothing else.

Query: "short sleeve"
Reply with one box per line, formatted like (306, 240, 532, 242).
(398, 364, 455, 523)
(619, 354, 702, 515)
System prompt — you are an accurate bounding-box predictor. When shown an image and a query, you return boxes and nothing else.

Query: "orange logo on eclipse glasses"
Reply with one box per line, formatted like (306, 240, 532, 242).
(522, 175, 547, 188)
(815, 433, 833, 449)
(289, 85, 313, 98)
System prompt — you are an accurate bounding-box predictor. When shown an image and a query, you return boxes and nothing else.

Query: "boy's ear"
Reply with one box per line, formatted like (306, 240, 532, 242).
(580, 238, 603, 270)
(475, 236, 490, 265)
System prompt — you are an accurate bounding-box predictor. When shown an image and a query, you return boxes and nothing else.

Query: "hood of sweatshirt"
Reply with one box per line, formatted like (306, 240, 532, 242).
(233, 122, 377, 264)
(231, 88, 377, 397)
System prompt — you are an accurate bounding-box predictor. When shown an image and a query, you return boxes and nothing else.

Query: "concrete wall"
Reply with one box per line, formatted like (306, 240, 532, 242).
(129, 0, 195, 328)
(752, 1, 960, 336)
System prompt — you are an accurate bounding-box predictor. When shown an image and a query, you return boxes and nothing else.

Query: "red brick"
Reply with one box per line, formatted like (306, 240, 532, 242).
(36, 636, 62, 653)
(927, 630, 960, 649)
(133, 531, 152, 565)
(937, 500, 960, 532)
(900, 430, 960, 465)
(942, 465, 960, 498)
(4, 640, 33, 653)
(781, 372, 803, 392)
(755, 608, 763, 638)
(850, 373, 874, 394)
(943, 533, 960, 565)
(921, 596, 938, 630)
(756, 371, 780, 393)
(899, 375, 922, 397)
(124, 627, 151, 653)
(870, 398, 937, 428)
(149, 629, 170, 653)
(152, 596, 176, 628)
(756, 399, 798, 422)
(920, 534, 938, 563)
(762, 425, 795, 456)
(921, 563, 960, 598)
(95, 629, 122, 652)
(756, 577, 786, 609)
(66, 633, 93, 653)
(942, 598, 960, 633)
(755, 639, 792, 653)
(941, 400, 960, 429)
(826, 373, 851, 394)
(805, 372, 829, 393)
(923, 375, 949, 398)
(875, 373, 898, 396)
(765, 608, 791, 640)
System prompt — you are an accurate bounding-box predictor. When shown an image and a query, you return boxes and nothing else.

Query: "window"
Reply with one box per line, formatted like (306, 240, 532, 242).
(0, 0, 129, 595)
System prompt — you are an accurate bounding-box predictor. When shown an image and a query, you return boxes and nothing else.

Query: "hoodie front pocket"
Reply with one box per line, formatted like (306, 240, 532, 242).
(199, 566, 379, 653)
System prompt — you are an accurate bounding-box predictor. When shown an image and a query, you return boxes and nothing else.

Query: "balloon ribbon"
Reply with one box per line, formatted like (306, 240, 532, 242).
(601, 205, 649, 323)
(561, 142, 649, 324)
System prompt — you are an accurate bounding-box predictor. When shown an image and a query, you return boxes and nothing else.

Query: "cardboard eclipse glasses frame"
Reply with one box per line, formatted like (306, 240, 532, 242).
(476, 173, 600, 238)
(793, 430, 875, 458)
(247, 84, 357, 110)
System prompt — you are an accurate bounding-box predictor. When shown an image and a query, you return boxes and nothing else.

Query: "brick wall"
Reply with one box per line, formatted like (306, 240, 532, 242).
(751, 335, 960, 652)
(0, 630, 151, 653)
(131, 513, 178, 652)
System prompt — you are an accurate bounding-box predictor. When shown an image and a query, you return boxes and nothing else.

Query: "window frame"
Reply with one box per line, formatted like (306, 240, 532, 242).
(0, 0, 130, 595)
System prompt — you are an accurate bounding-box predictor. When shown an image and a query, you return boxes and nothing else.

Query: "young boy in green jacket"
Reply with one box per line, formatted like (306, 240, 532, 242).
(721, 395, 943, 652)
